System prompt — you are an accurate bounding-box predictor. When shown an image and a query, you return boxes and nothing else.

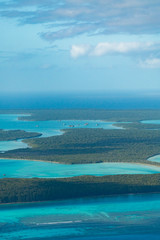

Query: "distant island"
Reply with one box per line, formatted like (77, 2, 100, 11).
(1, 109, 160, 165)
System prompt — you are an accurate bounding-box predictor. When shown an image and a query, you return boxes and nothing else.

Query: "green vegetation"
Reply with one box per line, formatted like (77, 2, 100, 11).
(1, 127, 160, 165)
(0, 129, 41, 141)
(17, 109, 160, 122)
(1, 174, 160, 203)
(2, 109, 160, 122)
(114, 122, 160, 130)
(1, 109, 160, 204)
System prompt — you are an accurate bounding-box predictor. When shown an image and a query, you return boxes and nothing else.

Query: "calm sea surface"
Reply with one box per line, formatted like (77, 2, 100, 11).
(0, 91, 160, 109)
(1, 194, 160, 240)
(1, 159, 160, 178)
(148, 155, 160, 163)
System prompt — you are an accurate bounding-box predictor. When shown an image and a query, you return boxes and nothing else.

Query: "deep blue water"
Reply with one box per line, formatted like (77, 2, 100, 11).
(1, 91, 160, 109)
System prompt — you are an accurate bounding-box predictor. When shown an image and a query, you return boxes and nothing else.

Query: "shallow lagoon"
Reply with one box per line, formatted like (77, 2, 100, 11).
(0, 140, 28, 152)
(0, 114, 122, 152)
(1, 193, 160, 240)
(141, 120, 160, 125)
(148, 155, 160, 163)
(1, 159, 160, 178)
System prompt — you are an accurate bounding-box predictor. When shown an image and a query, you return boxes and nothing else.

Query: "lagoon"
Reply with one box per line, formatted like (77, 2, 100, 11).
(148, 155, 160, 163)
(0, 114, 122, 152)
(1, 193, 160, 239)
(1, 159, 160, 178)
(141, 120, 160, 125)
(0, 140, 28, 152)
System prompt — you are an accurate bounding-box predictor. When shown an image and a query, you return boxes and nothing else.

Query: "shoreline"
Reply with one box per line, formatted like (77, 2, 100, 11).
(0, 157, 160, 168)
(1, 191, 160, 206)
(0, 157, 61, 164)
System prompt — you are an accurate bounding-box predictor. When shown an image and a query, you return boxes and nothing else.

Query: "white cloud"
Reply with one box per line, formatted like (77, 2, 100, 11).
(92, 42, 152, 56)
(140, 58, 160, 68)
(70, 44, 90, 58)
(70, 42, 155, 58)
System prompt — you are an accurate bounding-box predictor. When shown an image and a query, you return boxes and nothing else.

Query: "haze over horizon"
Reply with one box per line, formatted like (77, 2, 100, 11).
(0, 0, 160, 93)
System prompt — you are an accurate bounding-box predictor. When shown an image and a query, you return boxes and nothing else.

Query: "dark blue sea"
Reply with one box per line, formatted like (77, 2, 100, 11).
(1, 91, 160, 109)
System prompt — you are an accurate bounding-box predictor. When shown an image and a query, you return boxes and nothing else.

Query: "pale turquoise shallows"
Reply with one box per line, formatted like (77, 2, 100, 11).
(1, 159, 160, 178)
(148, 155, 160, 163)
(0, 140, 28, 152)
(0, 114, 123, 152)
(0, 194, 160, 240)
(141, 120, 160, 124)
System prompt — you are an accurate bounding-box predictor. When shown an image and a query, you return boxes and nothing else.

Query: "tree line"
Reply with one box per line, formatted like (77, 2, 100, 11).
(1, 174, 160, 204)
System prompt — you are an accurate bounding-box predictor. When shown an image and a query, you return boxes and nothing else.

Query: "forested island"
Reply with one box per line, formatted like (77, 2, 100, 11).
(0, 129, 41, 141)
(1, 109, 160, 164)
(1, 174, 160, 203)
(2, 109, 160, 122)
(1, 127, 160, 165)
(1, 109, 160, 204)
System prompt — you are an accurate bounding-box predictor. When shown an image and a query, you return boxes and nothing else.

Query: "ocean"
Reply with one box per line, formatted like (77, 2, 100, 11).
(0, 91, 160, 109)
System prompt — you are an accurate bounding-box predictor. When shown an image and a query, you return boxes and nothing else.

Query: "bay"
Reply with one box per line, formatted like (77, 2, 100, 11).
(1, 159, 160, 178)
(148, 155, 160, 163)
(0, 114, 122, 152)
(141, 120, 160, 125)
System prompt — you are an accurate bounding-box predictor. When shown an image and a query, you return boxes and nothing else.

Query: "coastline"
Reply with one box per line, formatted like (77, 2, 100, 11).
(0, 157, 159, 167)
(0, 157, 61, 165)
(1, 190, 160, 206)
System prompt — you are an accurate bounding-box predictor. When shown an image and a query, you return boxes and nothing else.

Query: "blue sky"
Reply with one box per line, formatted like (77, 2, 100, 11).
(0, 0, 160, 93)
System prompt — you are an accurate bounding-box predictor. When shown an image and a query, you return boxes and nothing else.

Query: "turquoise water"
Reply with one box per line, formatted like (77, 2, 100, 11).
(0, 114, 122, 152)
(0, 140, 28, 152)
(1, 159, 160, 178)
(148, 155, 160, 163)
(1, 194, 160, 239)
(141, 120, 160, 125)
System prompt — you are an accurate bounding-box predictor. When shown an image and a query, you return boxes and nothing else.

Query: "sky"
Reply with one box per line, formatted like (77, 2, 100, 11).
(0, 0, 160, 93)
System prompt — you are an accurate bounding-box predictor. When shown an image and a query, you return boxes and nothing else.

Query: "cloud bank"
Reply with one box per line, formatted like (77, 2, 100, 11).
(70, 42, 159, 58)
(0, 0, 160, 41)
